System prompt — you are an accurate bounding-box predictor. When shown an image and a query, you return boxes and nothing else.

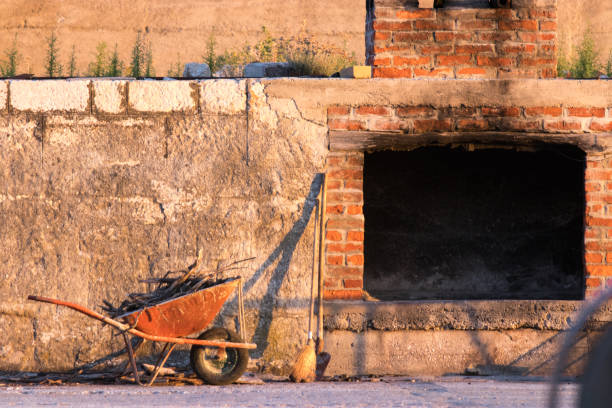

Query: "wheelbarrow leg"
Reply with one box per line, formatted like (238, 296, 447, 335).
(118, 338, 145, 377)
(146, 342, 177, 386)
(122, 332, 143, 385)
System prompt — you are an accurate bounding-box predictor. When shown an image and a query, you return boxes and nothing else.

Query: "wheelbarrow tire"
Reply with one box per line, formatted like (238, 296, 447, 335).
(190, 327, 249, 385)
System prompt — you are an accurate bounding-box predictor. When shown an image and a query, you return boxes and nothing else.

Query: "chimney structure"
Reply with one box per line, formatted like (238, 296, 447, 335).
(365, 0, 557, 79)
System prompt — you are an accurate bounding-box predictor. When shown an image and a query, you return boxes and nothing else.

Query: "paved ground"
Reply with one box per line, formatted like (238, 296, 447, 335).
(0, 377, 578, 407)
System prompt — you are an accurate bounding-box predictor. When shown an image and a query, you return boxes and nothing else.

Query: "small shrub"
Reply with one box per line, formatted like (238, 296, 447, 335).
(572, 29, 600, 79)
(45, 32, 62, 77)
(284, 34, 356, 77)
(0, 34, 20, 77)
(106, 44, 124, 77)
(130, 31, 145, 77)
(606, 51, 612, 77)
(68, 44, 78, 77)
(144, 41, 154, 77)
(167, 53, 183, 77)
(89, 42, 108, 77)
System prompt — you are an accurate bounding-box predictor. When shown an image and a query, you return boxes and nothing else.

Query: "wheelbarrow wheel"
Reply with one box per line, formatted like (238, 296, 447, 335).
(190, 327, 249, 385)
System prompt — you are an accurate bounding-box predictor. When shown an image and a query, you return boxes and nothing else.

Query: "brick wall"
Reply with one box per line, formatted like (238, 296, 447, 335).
(366, 0, 558, 79)
(325, 102, 612, 300)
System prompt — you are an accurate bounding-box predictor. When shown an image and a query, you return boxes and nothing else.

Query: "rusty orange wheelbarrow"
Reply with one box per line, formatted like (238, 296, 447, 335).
(28, 277, 256, 386)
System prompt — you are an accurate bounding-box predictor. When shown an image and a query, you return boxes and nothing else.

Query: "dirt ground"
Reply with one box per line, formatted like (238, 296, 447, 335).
(0, 0, 609, 77)
(0, 376, 578, 408)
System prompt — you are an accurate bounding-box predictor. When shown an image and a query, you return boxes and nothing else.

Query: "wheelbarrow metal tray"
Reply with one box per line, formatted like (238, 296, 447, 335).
(119, 278, 240, 338)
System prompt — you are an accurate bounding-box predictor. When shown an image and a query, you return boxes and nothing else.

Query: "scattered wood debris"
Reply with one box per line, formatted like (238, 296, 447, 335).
(101, 249, 254, 317)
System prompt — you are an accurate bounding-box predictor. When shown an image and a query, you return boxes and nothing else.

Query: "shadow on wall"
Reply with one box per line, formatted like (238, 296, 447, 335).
(243, 173, 324, 358)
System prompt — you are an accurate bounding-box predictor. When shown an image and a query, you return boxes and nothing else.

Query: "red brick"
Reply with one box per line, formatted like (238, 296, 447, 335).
(347, 231, 364, 241)
(437, 55, 471, 66)
(540, 21, 557, 31)
(415, 20, 454, 31)
(498, 44, 536, 54)
(521, 58, 556, 66)
(328, 219, 364, 229)
(371, 120, 402, 131)
(499, 19, 538, 31)
(586, 278, 602, 288)
(585, 169, 612, 181)
(397, 9, 434, 19)
(347, 254, 364, 266)
(458, 20, 497, 30)
(414, 119, 453, 132)
(586, 265, 612, 277)
(326, 205, 344, 215)
(457, 67, 488, 77)
(479, 32, 515, 42)
(476, 8, 514, 19)
(324, 278, 341, 288)
(585, 228, 601, 239)
(345, 180, 363, 190)
(327, 266, 363, 277)
(323, 289, 362, 300)
(585, 253, 603, 264)
(544, 120, 583, 131)
(397, 106, 434, 117)
(373, 57, 392, 66)
(568, 107, 606, 118)
(525, 107, 562, 117)
(327, 255, 344, 266)
(344, 279, 363, 289)
(393, 56, 431, 66)
(326, 230, 343, 241)
(585, 241, 612, 251)
(326, 180, 342, 190)
(482, 106, 521, 117)
(327, 106, 350, 117)
(328, 119, 365, 131)
(328, 169, 363, 180)
(327, 192, 363, 203)
(420, 45, 453, 55)
(456, 44, 495, 54)
(373, 32, 390, 41)
(395, 32, 433, 42)
(413, 67, 454, 78)
(530, 9, 556, 19)
(585, 289, 603, 300)
(373, 21, 413, 31)
(327, 243, 364, 253)
(586, 216, 612, 227)
(456, 119, 490, 131)
(518, 32, 538, 42)
(587, 160, 603, 169)
(538, 33, 556, 41)
(347, 155, 364, 166)
(607, 253, 612, 263)
(586, 182, 602, 192)
(477, 56, 514, 67)
(538, 44, 557, 55)
(590, 121, 612, 132)
(355, 106, 391, 116)
(347, 205, 363, 215)
(373, 67, 413, 78)
(434, 32, 473, 42)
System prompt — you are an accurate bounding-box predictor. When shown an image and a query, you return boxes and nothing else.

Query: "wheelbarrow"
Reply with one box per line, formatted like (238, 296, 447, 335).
(28, 277, 256, 386)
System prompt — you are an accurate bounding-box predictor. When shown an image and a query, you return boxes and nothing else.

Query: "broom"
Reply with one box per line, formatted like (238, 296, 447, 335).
(289, 186, 321, 383)
(316, 173, 331, 379)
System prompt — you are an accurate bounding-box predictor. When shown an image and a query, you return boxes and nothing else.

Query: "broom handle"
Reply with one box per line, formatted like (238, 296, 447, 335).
(308, 196, 319, 340)
(317, 173, 327, 352)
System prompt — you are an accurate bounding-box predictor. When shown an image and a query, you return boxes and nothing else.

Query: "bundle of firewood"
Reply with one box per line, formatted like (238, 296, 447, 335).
(101, 249, 253, 317)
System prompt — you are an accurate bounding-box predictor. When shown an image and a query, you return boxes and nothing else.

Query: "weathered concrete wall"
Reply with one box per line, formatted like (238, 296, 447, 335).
(2, 78, 612, 376)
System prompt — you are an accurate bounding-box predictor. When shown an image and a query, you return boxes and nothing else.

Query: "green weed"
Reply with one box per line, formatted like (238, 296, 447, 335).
(0, 34, 20, 77)
(68, 44, 78, 77)
(45, 32, 62, 77)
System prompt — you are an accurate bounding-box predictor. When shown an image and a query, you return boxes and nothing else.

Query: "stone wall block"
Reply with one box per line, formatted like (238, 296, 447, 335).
(0, 81, 7, 113)
(199, 79, 247, 115)
(92, 80, 127, 114)
(9, 80, 90, 113)
(128, 81, 197, 113)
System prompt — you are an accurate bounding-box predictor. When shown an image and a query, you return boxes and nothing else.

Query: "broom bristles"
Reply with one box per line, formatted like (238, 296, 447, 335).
(289, 338, 316, 383)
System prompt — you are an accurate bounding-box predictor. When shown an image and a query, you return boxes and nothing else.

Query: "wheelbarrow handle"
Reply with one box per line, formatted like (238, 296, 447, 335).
(27, 295, 256, 350)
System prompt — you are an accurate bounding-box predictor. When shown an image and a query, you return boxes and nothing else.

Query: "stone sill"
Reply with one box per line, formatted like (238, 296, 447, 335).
(323, 299, 612, 332)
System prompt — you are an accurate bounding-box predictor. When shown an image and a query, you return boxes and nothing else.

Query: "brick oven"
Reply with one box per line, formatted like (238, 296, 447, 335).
(322, 0, 612, 304)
